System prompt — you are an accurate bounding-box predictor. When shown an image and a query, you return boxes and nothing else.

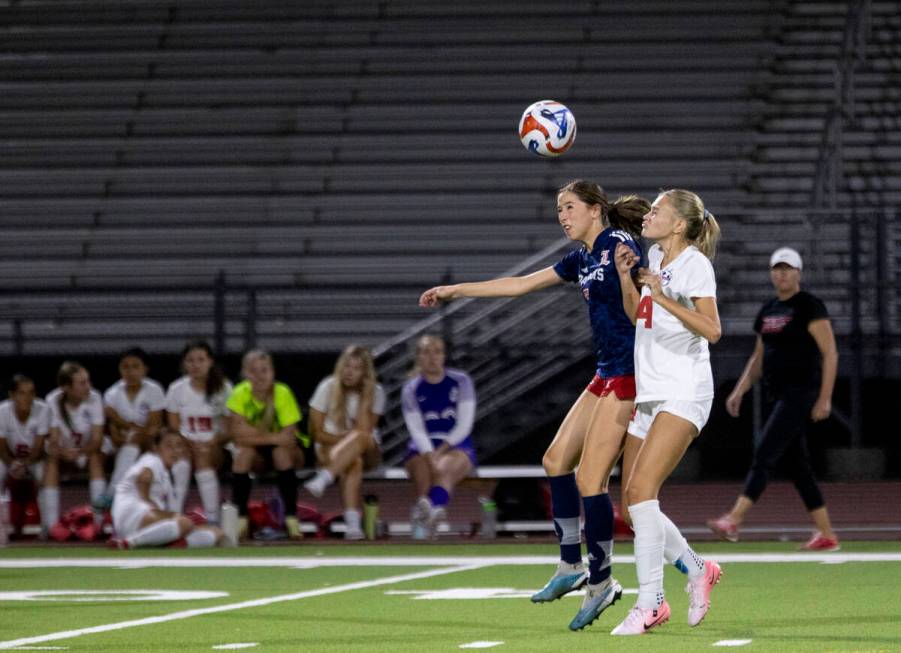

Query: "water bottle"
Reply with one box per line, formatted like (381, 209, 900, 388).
(220, 502, 239, 547)
(363, 494, 379, 540)
(479, 497, 497, 539)
(0, 490, 9, 547)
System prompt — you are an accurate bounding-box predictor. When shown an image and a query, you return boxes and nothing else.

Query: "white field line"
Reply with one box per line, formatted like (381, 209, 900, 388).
(0, 563, 483, 651)
(1, 552, 900, 569)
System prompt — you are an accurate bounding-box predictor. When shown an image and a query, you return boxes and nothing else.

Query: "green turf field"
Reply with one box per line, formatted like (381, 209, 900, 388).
(1, 542, 899, 652)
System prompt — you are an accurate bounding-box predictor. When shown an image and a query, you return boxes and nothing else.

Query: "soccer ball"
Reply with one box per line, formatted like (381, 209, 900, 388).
(518, 100, 577, 157)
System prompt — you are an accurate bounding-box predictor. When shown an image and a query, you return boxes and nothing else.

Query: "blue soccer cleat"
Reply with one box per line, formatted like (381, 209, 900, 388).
(568, 578, 623, 631)
(530, 562, 588, 603)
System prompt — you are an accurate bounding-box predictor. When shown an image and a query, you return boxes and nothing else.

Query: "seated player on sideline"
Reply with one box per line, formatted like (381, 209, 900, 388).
(110, 428, 223, 549)
(401, 334, 477, 539)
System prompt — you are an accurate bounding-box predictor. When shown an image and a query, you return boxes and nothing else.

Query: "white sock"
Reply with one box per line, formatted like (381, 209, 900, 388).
(661, 511, 705, 578)
(42, 487, 60, 528)
(128, 518, 181, 547)
(194, 469, 220, 523)
(90, 478, 107, 528)
(171, 459, 192, 512)
(344, 509, 361, 531)
(90, 478, 107, 504)
(185, 528, 218, 548)
(629, 499, 665, 609)
(107, 445, 140, 499)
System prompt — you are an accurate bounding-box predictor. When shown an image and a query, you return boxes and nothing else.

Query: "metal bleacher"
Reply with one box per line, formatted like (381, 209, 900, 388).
(0, 0, 774, 356)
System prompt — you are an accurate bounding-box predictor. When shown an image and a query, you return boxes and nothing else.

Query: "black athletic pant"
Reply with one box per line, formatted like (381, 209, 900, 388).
(742, 389, 825, 511)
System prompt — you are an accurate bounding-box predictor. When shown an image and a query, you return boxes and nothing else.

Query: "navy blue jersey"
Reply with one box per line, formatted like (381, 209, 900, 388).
(553, 228, 641, 377)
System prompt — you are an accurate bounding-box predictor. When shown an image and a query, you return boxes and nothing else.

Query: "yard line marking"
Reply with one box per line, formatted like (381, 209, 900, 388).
(211, 645, 258, 650)
(1, 552, 900, 569)
(459, 643, 504, 649)
(713, 640, 753, 647)
(0, 564, 483, 651)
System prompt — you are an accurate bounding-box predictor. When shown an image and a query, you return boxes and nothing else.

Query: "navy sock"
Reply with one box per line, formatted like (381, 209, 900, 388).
(548, 473, 582, 565)
(428, 485, 450, 507)
(583, 493, 614, 585)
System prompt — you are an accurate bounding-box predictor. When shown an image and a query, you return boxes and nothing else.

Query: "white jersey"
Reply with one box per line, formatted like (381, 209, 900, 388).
(0, 399, 51, 458)
(634, 244, 717, 402)
(46, 388, 105, 448)
(103, 378, 166, 426)
(165, 376, 233, 442)
(115, 452, 174, 511)
(308, 375, 386, 437)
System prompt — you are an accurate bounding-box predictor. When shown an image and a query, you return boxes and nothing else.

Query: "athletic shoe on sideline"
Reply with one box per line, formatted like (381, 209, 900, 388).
(530, 561, 588, 603)
(410, 497, 431, 540)
(707, 515, 739, 542)
(303, 475, 328, 499)
(610, 601, 671, 636)
(686, 560, 723, 626)
(800, 532, 840, 552)
(344, 526, 365, 541)
(426, 506, 447, 539)
(568, 578, 623, 630)
(285, 516, 303, 540)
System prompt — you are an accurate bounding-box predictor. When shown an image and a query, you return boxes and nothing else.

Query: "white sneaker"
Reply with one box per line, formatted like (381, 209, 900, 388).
(303, 473, 328, 498)
(410, 497, 431, 540)
(427, 506, 447, 539)
(344, 527, 365, 541)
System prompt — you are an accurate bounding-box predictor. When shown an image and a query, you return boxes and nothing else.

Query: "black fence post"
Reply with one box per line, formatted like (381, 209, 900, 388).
(849, 212, 862, 447)
(245, 288, 257, 350)
(214, 270, 226, 357)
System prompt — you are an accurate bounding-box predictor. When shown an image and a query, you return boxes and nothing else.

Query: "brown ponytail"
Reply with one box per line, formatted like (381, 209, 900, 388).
(558, 179, 648, 240)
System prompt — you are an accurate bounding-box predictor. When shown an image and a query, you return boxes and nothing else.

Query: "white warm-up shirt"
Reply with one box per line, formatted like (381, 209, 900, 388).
(103, 379, 167, 426)
(115, 452, 175, 511)
(46, 388, 105, 448)
(308, 375, 386, 440)
(0, 399, 51, 457)
(634, 245, 717, 402)
(165, 376, 233, 442)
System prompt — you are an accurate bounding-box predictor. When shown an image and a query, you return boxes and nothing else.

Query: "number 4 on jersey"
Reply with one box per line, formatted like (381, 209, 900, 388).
(637, 295, 653, 328)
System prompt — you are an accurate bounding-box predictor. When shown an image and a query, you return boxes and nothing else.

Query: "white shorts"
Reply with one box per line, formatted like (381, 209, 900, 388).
(627, 398, 713, 440)
(0, 460, 44, 484)
(112, 497, 153, 538)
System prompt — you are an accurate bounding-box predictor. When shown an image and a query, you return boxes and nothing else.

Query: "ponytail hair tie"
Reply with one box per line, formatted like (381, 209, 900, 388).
(703, 209, 710, 222)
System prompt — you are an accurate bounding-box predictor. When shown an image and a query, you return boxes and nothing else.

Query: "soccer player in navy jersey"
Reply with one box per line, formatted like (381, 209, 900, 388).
(420, 180, 653, 630)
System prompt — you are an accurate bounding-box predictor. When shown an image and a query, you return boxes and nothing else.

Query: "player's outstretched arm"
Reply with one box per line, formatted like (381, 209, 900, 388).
(419, 266, 561, 307)
(614, 242, 641, 323)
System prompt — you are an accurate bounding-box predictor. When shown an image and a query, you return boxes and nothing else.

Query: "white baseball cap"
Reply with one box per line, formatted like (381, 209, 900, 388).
(770, 247, 803, 270)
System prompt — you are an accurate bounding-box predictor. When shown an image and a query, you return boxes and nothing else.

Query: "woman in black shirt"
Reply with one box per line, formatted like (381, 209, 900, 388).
(708, 247, 840, 551)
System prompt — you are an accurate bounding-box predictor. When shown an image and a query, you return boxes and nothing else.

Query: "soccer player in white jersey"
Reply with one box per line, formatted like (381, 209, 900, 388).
(611, 189, 724, 635)
(102, 348, 166, 508)
(166, 340, 233, 524)
(304, 344, 385, 540)
(110, 428, 223, 549)
(45, 361, 107, 534)
(0, 375, 52, 537)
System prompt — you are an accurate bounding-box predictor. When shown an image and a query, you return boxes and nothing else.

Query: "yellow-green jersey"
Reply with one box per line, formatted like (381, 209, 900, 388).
(226, 381, 308, 445)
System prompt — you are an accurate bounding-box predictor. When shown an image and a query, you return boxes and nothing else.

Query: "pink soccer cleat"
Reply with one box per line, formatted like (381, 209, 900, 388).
(610, 600, 670, 636)
(707, 515, 739, 542)
(686, 560, 723, 626)
(800, 532, 840, 552)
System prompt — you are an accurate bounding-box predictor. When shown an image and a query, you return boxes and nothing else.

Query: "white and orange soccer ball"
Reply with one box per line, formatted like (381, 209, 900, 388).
(518, 100, 577, 157)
